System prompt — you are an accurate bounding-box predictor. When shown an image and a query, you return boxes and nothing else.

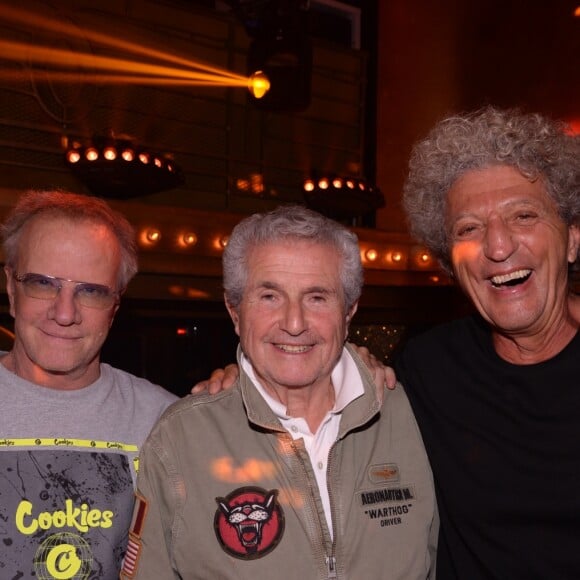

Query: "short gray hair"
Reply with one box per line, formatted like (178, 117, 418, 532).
(223, 205, 363, 310)
(403, 106, 580, 272)
(2, 189, 138, 290)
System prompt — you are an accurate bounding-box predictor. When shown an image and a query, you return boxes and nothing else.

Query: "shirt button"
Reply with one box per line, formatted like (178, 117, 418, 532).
(291, 425, 298, 433)
(317, 461, 324, 470)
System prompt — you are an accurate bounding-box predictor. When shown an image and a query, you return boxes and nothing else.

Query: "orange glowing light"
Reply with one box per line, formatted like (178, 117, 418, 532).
(303, 179, 315, 192)
(85, 148, 98, 161)
(318, 178, 329, 190)
(180, 232, 198, 247)
(121, 149, 135, 161)
(66, 150, 81, 164)
(365, 249, 378, 262)
(103, 146, 117, 160)
(248, 71, 271, 99)
(146, 229, 161, 243)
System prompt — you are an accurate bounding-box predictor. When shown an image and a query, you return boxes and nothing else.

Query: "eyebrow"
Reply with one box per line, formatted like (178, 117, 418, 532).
(256, 281, 337, 296)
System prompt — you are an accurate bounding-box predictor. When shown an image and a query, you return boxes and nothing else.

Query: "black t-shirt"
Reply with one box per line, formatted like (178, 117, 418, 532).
(396, 315, 580, 580)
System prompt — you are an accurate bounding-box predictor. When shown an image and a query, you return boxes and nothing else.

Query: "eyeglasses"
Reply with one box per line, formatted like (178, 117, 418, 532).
(13, 272, 119, 310)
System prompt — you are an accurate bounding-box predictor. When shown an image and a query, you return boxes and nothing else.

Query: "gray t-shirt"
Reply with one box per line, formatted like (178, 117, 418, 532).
(0, 360, 177, 579)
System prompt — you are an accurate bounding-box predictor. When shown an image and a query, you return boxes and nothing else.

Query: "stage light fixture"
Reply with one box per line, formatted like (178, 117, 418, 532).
(64, 135, 184, 199)
(302, 174, 385, 219)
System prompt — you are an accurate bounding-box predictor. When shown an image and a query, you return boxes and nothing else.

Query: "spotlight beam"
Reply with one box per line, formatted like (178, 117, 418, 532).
(0, 5, 270, 97)
(0, 39, 248, 86)
(0, 4, 244, 81)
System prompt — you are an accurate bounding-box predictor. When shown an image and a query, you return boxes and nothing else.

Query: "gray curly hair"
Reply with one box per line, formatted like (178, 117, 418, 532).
(223, 205, 363, 311)
(403, 106, 580, 272)
(2, 189, 138, 290)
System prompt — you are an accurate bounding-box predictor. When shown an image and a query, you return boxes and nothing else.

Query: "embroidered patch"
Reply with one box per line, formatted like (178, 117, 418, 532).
(120, 493, 148, 578)
(368, 463, 400, 484)
(214, 486, 284, 560)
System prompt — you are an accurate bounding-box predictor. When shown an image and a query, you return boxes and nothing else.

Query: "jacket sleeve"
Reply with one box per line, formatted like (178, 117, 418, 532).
(121, 434, 181, 579)
(427, 496, 439, 579)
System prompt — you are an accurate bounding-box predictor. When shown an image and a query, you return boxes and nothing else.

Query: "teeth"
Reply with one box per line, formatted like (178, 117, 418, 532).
(276, 344, 311, 353)
(491, 269, 531, 285)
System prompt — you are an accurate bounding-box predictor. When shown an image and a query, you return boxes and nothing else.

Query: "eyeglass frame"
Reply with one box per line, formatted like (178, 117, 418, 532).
(12, 272, 121, 310)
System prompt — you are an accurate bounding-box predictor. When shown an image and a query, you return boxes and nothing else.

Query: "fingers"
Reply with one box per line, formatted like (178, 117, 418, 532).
(190, 364, 240, 396)
(385, 366, 397, 390)
(190, 368, 226, 395)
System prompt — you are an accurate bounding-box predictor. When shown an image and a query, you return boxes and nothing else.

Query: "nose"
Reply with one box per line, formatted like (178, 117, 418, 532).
(47, 286, 82, 326)
(279, 299, 307, 335)
(483, 216, 517, 262)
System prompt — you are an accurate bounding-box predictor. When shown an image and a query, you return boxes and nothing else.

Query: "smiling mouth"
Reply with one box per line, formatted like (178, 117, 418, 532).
(490, 269, 532, 288)
(275, 344, 312, 353)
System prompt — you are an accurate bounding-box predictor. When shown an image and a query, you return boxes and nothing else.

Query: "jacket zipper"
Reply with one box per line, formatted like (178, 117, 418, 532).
(326, 556, 338, 578)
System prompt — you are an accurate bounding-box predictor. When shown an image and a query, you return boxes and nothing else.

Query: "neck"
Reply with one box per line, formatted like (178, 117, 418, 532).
(492, 296, 578, 364)
(266, 380, 335, 433)
(1, 350, 100, 390)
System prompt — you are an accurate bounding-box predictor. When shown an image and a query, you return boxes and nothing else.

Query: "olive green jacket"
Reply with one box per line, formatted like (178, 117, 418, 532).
(124, 344, 438, 579)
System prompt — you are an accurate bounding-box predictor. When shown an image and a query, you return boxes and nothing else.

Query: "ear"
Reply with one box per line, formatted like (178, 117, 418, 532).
(4, 267, 16, 319)
(108, 302, 121, 328)
(567, 224, 580, 264)
(224, 295, 241, 336)
(344, 300, 358, 338)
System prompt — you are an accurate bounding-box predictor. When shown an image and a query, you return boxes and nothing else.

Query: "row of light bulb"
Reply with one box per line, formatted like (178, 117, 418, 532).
(65, 145, 178, 173)
(138, 227, 435, 271)
(139, 228, 229, 250)
(362, 247, 433, 267)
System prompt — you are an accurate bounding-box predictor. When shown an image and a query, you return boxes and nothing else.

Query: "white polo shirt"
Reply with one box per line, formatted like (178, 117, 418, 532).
(241, 348, 364, 537)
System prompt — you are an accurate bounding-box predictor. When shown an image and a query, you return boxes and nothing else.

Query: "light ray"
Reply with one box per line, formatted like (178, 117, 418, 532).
(0, 4, 270, 97)
(0, 39, 246, 85)
(0, 4, 244, 81)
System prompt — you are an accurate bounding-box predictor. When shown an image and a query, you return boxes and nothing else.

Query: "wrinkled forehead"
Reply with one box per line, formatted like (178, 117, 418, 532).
(16, 215, 121, 279)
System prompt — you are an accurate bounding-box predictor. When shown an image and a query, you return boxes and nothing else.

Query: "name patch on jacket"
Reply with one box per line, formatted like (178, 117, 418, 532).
(359, 485, 416, 529)
(214, 486, 284, 559)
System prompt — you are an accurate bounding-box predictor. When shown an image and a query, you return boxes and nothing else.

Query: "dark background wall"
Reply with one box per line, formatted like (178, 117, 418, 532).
(0, 0, 577, 393)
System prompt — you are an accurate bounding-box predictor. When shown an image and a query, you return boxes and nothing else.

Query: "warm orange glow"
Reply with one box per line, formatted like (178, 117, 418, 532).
(211, 456, 276, 483)
(85, 147, 98, 161)
(417, 252, 432, 266)
(121, 148, 135, 161)
(180, 232, 198, 247)
(236, 178, 250, 191)
(365, 249, 378, 262)
(303, 179, 315, 192)
(0, 5, 257, 90)
(390, 251, 403, 263)
(575, 5, 580, 17)
(66, 150, 81, 164)
(318, 178, 329, 190)
(138, 152, 150, 164)
(248, 71, 271, 99)
(103, 146, 117, 160)
(250, 173, 265, 194)
(332, 178, 343, 189)
(220, 235, 229, 248)
(146, 229, 161, 243)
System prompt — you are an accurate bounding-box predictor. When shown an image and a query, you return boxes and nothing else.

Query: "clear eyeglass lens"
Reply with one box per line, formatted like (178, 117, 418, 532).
(17, 273, 116, 309)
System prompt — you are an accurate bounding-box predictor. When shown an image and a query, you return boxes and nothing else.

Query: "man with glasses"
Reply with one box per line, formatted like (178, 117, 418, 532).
(0, 189, 177, 578)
